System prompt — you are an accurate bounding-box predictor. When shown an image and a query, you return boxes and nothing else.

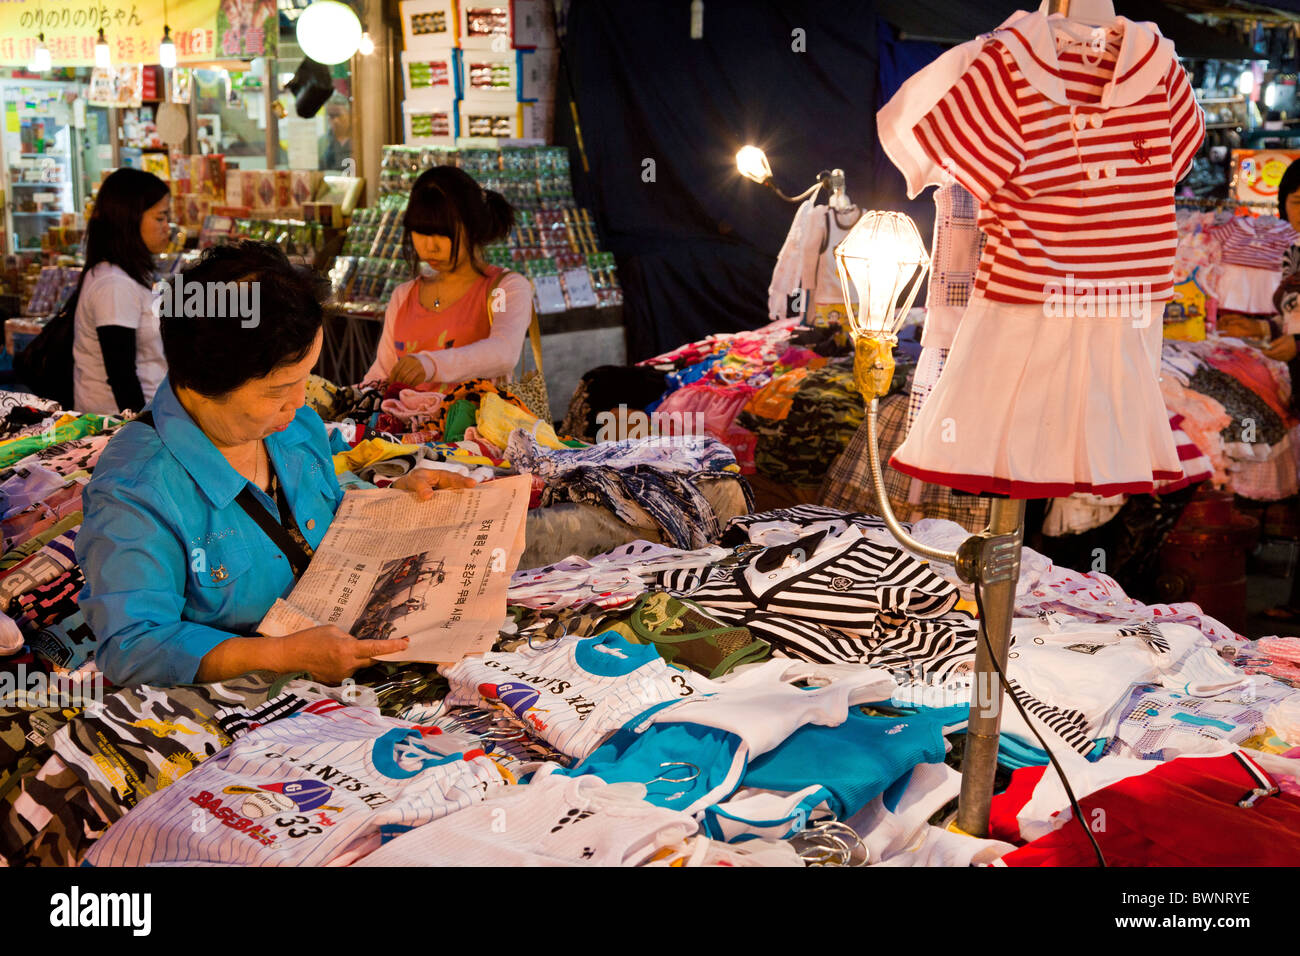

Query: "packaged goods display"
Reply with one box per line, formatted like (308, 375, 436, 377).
(332, 145, 620, 313)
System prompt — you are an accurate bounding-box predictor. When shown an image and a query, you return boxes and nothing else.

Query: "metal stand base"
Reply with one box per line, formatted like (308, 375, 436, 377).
(864, 397, 1025, 838)
(955, 497, 1025, 837)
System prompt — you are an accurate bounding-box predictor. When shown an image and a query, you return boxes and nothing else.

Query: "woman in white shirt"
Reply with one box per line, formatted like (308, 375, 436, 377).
(71, 167, 171, 414)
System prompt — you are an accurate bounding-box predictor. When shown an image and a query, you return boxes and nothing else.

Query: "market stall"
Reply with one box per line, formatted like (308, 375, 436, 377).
(6, 0, 1300, 879)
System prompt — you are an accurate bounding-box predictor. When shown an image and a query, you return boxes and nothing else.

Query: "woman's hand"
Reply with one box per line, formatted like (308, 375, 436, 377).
(1218, 315, 1272, 339)
(279, 625, 409, 684)
(390, 355, 429, 387)
(1265, 334, 1298, 362)
(391, 468, 476, 500)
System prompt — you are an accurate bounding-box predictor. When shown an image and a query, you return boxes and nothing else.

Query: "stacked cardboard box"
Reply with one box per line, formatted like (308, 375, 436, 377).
(399, 0, 558, 146)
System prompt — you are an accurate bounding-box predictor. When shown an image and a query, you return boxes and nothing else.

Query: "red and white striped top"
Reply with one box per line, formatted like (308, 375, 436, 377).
(911, 19, 1204, 307)
(1209, 217, 1298, 270)
(1155, 413, 1212, 493)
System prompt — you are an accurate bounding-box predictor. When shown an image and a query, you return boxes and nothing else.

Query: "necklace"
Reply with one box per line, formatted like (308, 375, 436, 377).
(252, 441, 263, 489)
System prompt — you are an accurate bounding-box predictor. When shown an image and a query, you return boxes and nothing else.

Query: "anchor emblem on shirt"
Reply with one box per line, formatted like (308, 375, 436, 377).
(1131, 135, 1151, 165)
(211, 565, 228, 583)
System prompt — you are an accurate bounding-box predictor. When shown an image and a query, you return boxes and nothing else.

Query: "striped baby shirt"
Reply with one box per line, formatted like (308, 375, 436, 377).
(910, 14, 1204, 307)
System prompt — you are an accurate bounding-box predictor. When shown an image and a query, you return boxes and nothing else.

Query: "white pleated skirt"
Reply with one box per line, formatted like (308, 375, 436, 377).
(1217, 263, 1281, 315)
(891, 294, 1181, 498)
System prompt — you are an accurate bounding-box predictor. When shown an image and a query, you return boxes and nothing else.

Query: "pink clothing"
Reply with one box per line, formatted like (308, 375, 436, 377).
(652, 382, 756, 439)
(1160, 375, 1232, 486)
(380, 388, 446, 422)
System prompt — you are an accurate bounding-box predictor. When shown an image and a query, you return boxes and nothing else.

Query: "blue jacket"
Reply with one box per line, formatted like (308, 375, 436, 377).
(76, 377, 344, 686)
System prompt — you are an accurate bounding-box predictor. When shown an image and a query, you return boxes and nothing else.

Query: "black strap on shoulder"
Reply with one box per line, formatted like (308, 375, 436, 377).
(132, 409, 313, 576)
(234, 484, 313, 577)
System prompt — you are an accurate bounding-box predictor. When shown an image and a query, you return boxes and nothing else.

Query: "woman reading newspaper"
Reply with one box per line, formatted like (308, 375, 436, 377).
(75, 242, 472, 687)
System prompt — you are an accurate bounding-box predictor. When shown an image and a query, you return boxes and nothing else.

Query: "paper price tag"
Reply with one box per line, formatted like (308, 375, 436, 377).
(532, 274, 568, 314)
(561, 267, 598, 308)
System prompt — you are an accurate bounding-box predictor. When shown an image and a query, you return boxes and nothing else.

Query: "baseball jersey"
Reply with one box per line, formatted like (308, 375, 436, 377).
(439, 632, 710, 761)
(83, 699, 507, 866)
(911, 14, 1204, 306)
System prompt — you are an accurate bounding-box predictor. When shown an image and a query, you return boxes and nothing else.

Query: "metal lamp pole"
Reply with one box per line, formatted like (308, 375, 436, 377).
(835, 211, 1027, 839)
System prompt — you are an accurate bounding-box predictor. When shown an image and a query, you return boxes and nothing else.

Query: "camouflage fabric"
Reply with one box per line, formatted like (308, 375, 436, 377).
(736, 358, 868, 487)
(622, 591, 769, 678)
(0, 754, 109, 867)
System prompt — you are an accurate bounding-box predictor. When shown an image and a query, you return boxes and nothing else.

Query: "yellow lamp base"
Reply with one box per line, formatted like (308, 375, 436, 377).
(853, 335, 896, 401)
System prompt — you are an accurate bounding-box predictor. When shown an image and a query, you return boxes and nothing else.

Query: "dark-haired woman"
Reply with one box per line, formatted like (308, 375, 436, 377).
(364, 165, 534, 388)
(71, 167, 172, 414)
(76, 241, 472, 688)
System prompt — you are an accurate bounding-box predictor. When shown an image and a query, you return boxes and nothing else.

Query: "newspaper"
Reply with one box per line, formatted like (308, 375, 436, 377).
(258, 475, 531, 663)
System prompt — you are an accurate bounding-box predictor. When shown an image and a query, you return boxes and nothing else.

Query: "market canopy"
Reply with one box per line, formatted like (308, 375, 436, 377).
(0, 0, 278, 67)
(877, 0, 1261, 58)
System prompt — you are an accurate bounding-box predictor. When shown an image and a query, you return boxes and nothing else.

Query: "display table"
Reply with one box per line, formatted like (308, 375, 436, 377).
(317, 303, 626, 420)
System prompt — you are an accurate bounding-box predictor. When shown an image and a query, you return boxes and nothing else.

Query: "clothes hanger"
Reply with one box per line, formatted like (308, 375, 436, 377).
(1040, 0, 1116, 27)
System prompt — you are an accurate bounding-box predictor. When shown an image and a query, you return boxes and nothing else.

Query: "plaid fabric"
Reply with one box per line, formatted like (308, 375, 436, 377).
(908, 346, 948, 433)
(930, 183, 985, 313)
(820, 392, 991, 532)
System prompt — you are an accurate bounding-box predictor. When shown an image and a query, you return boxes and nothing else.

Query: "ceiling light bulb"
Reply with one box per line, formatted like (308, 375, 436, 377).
(94, 28, 110, 69)
(159, 26, 176, 69)
(32, 34, 51, 72)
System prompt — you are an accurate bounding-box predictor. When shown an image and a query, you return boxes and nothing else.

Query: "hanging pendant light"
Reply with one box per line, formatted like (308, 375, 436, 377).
(159, 25, 177, 68)
(94, 28, 111, 69)
(159, 0, 176, 69)
(31, 33, 51, 73)
(357, 31, 374, 55)
(296, 1, 362, 65)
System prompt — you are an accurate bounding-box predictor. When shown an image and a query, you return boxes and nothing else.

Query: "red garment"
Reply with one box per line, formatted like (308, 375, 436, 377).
(1200, 344, 1296, 427)
(997, 752, 1300, 866)
(988, 765, 1049, 845)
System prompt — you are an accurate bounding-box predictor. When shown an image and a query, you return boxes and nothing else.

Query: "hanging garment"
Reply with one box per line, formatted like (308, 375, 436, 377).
(83, 699, 507, 866)
(882, 13, 1203, 497)
(922, 183, 985, 350)
(1209, 217, 1295, 313)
